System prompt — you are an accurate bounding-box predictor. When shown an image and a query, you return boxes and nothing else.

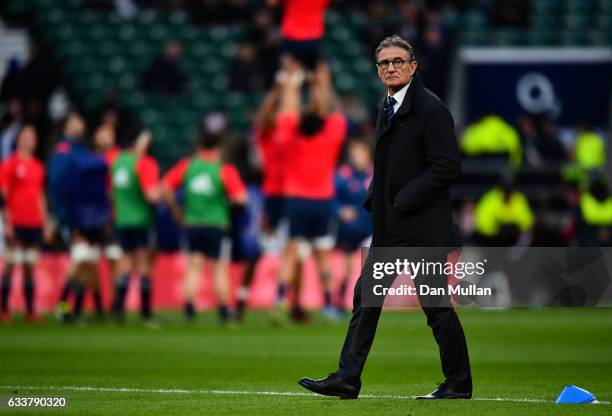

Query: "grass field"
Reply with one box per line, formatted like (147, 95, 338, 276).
(0, 308, 611, 415)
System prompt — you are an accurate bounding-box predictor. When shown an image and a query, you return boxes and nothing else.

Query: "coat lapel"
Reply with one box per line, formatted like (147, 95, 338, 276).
(374, 74, 420, 150)
(374, 96, 387, 139)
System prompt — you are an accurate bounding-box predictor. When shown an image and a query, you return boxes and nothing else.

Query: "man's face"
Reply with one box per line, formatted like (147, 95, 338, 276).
(376, 46, 417, 92)
(65, 113, 85, 139)
(18, 126, 37, 154)
(94, 127, 115, 151)
(349, 143, 372, 171)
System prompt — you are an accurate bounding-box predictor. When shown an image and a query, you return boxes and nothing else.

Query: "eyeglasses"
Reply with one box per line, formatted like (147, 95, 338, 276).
(376, 58, 409, 70)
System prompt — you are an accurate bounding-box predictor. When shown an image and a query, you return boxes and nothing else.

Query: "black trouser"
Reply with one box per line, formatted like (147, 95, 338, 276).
(336, 251, 472, 393)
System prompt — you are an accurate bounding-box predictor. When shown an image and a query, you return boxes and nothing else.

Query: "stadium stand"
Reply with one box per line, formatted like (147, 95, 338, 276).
(3, 0, 606, 169)
(1, 0, 610, 249)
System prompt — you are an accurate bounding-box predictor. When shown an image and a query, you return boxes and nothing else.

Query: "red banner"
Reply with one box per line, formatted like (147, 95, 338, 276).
(0, 252, 362, 313)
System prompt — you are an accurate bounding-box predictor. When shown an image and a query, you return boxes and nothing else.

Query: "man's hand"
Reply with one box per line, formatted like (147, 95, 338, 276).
(339, 206, 357, 222)
(4, 220, 14, 242)
(171, 208, 184, 227)
(43, 222, 55, 244)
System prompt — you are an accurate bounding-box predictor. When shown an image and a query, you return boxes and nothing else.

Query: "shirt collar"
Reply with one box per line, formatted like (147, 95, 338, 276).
(387, 78, 411, 108)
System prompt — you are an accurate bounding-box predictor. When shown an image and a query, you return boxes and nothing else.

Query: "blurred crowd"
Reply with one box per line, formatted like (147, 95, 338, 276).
(0, 0, 610, 323)
(0, 42, 374, 326)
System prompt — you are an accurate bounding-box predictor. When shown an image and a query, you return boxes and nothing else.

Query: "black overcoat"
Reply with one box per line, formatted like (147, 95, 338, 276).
(364, 73, 462, 247)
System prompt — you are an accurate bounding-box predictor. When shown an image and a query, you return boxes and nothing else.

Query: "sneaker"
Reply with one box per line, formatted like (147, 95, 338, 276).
(0, 312, 11, 324)
(25, 314, 44, 324)
(290, 306, 310, 324)
(269, 301, 288, 325)
(235, 300, 246, 322)
(185, 302, 196, 322)
(54, 301, 71, 322)
(111, 311, 126, 325)
(142, 317, 161, 329)
(322, 306, 341, 322)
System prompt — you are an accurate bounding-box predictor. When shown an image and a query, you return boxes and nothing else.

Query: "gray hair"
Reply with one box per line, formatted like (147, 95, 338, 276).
(374, 35, 415, 62)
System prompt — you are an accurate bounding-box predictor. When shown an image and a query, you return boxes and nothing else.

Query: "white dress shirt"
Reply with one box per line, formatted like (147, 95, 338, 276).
(387, 79, 412, 113)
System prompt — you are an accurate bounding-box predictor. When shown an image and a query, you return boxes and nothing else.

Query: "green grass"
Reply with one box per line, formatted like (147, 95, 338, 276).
(0, 308, 611, 415)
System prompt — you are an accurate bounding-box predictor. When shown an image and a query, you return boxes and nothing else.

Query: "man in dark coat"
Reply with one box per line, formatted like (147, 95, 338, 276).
(298, 35, 472, 400)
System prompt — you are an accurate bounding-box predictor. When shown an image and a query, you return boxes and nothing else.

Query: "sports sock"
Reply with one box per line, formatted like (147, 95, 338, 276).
(338, 279, 349, 306)
(1, 274, 11, 313)
(60, 280, 72, 302)
(218, 304, 229, 321)
(140, 276, 152, 319)
(236, 287, 248, 315)
(113, 274, 129, 315)
(185, 301, 196, 320)
(72, 282, 85, 318)
(277, 283, 287, 304)
(324, 290, 332, 308)
(93, 289, 103, 316)
(23, 276, 34, 315)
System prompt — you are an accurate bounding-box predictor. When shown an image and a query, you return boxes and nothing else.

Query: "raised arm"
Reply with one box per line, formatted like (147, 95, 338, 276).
(256, 84, 281, 130)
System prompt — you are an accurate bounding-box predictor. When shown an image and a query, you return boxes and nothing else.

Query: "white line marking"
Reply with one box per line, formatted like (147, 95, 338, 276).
(0, 385, 608, 405)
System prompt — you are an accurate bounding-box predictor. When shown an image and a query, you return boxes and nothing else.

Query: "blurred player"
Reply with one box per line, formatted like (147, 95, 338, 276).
(273, 60, 347, 322)
(95, 125, 121, 166)
(47, 112, 91, 321)
(231, 186, 263, 321)
(94, 126, 122, 270)
(110, 129, 161, 325)
(163, 116, 247, 324)
(332, 139, 373, 313)
(93, 126, 124, 300)
(256, 76, 307, 323)
(64, 123, 114, 322)
(255, 83, 286, 245)
(227, 135, 264, 322)
(270, 0, 330, 69)
(0, 126, 49, 323)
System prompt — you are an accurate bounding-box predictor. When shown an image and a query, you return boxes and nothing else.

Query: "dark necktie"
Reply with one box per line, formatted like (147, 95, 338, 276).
(385, 95, 397, 122)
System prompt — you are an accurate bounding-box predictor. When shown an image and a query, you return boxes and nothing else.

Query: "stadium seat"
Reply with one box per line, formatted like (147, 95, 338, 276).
(462, 11, 488, 30)
(353, 57, 374, 77)
(595, 14, 612, 30)
(560, 30, 590, 45)
(531, 14, 559, 31)
(599, 0, 612, 13)
(117, 74, 137, 93)
(330, 26, 351, 42)
(335, 74, 356, 94)
(460, 30, 489, 46)
(589, 30, 612, 45)
(492, 29, 525, 46)
(564, 0, 595, 14)
(219, 41, 239, 59)
(532, 0, 561, 14)
(147, 24, 170, 43)
(563, 13, 591, 30)
(55, 39, 86, 60)
(13, 0, 606, 151)
(526, 30, 559, 46)
(117, 24, 138, 43)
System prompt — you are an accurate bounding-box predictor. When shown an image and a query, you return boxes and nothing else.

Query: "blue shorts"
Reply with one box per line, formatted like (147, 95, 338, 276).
(14, 226, 42, 247)
(336, 227, 370, 253)
(281, 39, 321, 69)
(186, 226, 226, 259)
(72, 227, 106, 245)
(263, 196, 286, 230)
(117, 227, 154, 253)
(286, 198, 333, 240)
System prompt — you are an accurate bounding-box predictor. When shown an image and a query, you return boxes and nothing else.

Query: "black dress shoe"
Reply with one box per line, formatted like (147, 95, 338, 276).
(415, 383, 472, 400)
(298, 373, 360, 399)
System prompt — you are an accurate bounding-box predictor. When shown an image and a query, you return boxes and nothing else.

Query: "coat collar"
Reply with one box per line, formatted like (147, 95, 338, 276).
(377, 73, 421, 115)
(375, 73, 422, 141)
